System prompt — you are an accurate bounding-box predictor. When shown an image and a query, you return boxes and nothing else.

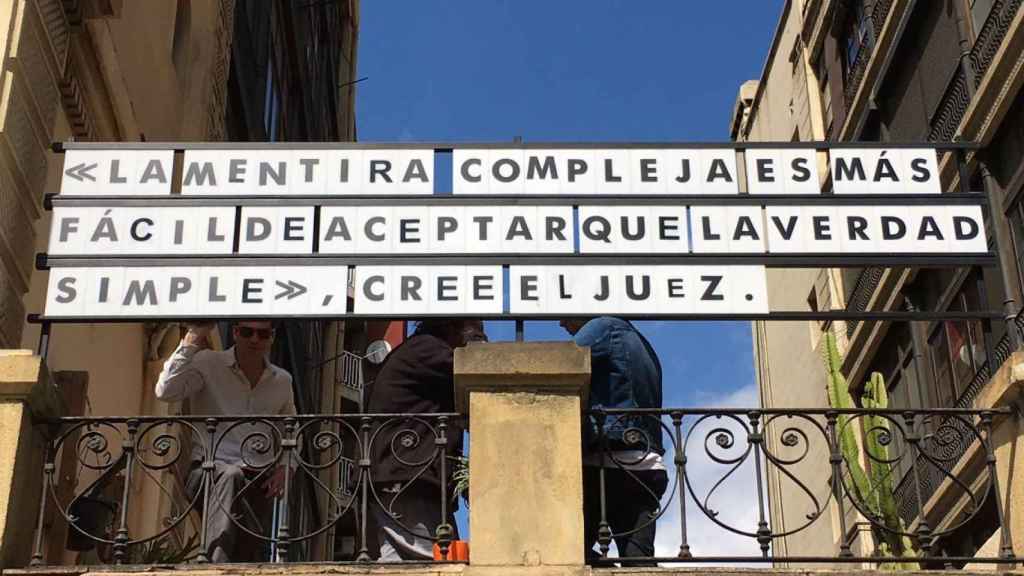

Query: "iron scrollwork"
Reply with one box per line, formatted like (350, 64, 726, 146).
(585, 407, 1014, 566)
(30, 407, 1012, 566)
(31, 413, 464, 565)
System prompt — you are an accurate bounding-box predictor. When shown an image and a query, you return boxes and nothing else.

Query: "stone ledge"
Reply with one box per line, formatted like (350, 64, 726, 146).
(974, 350, 1024, 411)
(0, 351, 43, 398)
(0, 351, 61, 421)
(9, 565, 1024, 576)
(3, 563, 467, 576)
(593, 565, 1024, 569)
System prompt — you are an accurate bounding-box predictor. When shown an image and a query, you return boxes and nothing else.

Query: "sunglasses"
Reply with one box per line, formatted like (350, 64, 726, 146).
(236, 326, 274, 340)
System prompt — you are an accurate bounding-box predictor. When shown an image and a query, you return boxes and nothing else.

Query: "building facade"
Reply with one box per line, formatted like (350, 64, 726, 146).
(0, 0, 359, 566)
(734, 0, 1024, 565)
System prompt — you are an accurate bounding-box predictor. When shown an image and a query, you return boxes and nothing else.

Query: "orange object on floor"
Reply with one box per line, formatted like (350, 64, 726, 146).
(433, 540, 469, 561)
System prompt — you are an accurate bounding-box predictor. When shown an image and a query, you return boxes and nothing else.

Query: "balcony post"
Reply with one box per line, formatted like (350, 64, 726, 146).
(0, 351, 59, 568)
(454, 341, 590, 573)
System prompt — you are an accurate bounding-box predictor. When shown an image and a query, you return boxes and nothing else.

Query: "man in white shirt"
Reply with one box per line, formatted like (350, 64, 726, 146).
(155, 320, 296, 563)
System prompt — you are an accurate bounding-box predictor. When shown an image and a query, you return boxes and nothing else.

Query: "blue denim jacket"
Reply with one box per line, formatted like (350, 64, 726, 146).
(574, 317, 664, 455)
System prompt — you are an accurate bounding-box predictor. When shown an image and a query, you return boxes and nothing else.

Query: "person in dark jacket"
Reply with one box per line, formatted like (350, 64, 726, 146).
(561, 316, 667, 562)
(364, 319, 486, 561)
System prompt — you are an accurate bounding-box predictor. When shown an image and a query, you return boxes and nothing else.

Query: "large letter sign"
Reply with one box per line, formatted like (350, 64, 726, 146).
(43, 144, 987, 319)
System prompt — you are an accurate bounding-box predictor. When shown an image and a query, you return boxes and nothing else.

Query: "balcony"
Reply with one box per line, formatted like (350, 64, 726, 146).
(11, 404, 1018, 569)
(4, 342, 1024, 574)
(929, 0, 1024, 143)
(891, 313, 1024, 541)
(335, 350, 365, 405)
(27, 412, 464, 565)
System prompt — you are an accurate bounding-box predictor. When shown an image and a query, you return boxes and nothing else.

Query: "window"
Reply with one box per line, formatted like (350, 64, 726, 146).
(263, 54, 280, 141)
(821, 72, 834, 134)
(864, 323, 922, 483)
(807, 287, 823, 348)
(926, 276, 989, 407)
(842, 1, 872, 83)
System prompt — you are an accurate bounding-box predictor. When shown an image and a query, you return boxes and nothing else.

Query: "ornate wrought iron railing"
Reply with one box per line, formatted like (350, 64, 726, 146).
(928, 67, 971, 144)
(30, 413, 465, 565)
(336, 350, 364, 394)
(928, 0, 1022, 142)
(585, 406, 1015, 566)
(29, 405, 1021, 566)
(845, 266, 886, 338)
(893, 311, 1024, 526)
(970, 0, 1023, 83)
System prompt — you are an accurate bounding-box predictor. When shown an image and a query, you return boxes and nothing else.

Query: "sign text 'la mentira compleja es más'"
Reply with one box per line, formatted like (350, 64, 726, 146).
(42, 144, 987, 319)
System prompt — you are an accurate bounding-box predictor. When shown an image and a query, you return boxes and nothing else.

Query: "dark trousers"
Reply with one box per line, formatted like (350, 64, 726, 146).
(186, 461, 274, 563)
(583, 466, 669, 562)
(372, 482, 458, 561)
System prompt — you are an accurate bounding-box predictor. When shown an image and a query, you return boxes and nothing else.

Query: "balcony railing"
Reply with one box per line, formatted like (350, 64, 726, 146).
(28, 405, 1019, 567)
(844, 266, 886, 338)
(928, 0, 1022, 142)
(892, 311, 1024, 528)
(30, 413, 464, 565)
(335, 350, 364, 404)
(970, 0, 1023, 84)
(586, 406, 1014, 566)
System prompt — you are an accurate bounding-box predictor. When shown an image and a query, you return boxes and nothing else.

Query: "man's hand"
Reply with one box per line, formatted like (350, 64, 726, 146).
(263, 465, 287, 498)
(183, 322, 216, 349)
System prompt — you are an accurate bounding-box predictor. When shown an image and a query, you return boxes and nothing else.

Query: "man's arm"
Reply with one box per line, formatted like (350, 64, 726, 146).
(154, 324, 212, 402)
(572, 318, 610, 357)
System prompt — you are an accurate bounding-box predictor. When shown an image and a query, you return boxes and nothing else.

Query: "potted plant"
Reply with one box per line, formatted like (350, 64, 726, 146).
(433, 456, 470, 561)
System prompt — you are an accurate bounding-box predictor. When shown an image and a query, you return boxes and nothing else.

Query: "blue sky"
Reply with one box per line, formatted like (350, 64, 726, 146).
(357, 0, 785, 554)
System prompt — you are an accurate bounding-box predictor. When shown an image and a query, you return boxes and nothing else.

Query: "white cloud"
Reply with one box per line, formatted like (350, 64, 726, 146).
(654, 384, 766, 565)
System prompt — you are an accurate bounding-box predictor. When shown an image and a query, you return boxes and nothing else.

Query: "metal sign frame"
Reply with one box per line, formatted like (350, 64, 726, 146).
(30, 140, 1021, 356)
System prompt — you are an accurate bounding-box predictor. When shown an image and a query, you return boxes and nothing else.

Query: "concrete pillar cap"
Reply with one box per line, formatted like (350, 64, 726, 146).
(454, 341, 591, 414)
(0, 352, 47, 400)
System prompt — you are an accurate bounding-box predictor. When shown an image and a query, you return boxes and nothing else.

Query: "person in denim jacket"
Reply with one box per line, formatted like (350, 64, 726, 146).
(561, 317, 667, 562)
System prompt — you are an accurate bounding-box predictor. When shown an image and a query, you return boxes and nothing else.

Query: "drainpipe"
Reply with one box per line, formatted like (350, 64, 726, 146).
(979, 155, 1022, 350)
(952, 0, 978, 94)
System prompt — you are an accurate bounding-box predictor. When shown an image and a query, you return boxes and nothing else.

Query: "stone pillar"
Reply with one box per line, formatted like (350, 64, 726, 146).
(974, 350, 1024, 563)
(454, 341, 590, 574)
(0, 351, 58, 568)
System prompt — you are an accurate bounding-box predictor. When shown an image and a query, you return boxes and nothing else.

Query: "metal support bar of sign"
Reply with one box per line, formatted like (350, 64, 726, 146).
(27, 310, 1009, 323)
(38, 253, 1000, 269)
(44, 193, 989, 208)
(36, 321, 51, 359)
(52, 141, 984, 151)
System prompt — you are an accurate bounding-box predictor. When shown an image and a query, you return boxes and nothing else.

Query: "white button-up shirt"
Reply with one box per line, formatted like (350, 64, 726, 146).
(155, 344, 296, 466)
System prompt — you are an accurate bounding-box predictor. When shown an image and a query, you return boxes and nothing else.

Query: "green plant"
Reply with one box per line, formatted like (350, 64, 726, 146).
(450, 455, 469, 507)
(824, 332, 917, 569)
(125, 531, 201, 565)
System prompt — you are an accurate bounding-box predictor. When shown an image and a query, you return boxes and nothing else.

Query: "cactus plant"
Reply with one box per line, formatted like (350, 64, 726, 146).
(824, 332, 917, 568)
